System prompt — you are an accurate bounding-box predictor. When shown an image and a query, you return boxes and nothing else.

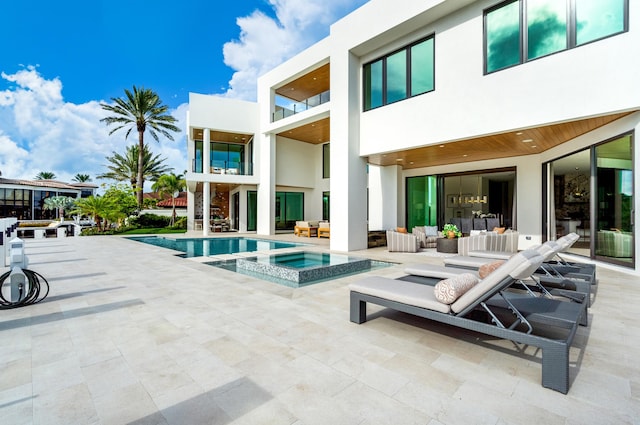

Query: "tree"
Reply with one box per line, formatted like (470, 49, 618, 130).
(72, 174, 92, 182)
(73, 195, 112, 232)
(35, 171, 56, 180)
(100, 86, 180, 209)
(152, 173, 185, 226)
(97, 144, 173, 192)
(43, 196, 75, 222)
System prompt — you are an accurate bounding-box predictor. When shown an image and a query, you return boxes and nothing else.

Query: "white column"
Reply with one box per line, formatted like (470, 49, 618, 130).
(202, 128, 211, 236)
(330, 50, 368, 251)
(368, 164, 402, 230)
(257, 133, 276, 235)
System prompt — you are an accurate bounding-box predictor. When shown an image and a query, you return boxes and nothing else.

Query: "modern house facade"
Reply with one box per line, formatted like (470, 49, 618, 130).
(0, 178, 97, 220)
(186, 0, 638, 272)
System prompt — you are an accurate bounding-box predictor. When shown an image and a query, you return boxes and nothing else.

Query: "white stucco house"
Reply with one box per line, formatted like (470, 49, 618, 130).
(185, 0, 639, 272)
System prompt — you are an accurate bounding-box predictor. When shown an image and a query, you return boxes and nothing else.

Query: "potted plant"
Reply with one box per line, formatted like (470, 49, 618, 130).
(442, 223, 462, 239)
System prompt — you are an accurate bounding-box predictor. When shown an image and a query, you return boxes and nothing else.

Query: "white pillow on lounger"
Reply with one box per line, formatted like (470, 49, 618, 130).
(434, 273, 479, 304)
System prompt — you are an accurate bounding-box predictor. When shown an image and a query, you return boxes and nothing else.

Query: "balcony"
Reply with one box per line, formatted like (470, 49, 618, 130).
(191, 160, 253, 176)
(272, 90, 330, 122)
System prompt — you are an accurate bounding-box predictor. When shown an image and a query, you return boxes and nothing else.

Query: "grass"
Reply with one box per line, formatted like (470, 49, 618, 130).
(119, 228, 186, 235)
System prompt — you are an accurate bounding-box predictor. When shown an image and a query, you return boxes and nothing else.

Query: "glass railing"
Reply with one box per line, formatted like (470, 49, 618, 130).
(191, 160, 253, 176)
(272, 90, 330, 122)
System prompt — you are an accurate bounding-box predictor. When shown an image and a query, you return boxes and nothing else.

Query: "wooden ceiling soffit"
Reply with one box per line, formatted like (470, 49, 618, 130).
(192, 129, 253, 144)
(366, 112, 634, 169)
(276, 117, 330, 144)
(275, 63, 330, 102)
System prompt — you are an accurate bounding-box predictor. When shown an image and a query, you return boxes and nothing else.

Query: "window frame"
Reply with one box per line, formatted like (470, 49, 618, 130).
(363, 34, 435, 112)
(484, 0, 629, 75)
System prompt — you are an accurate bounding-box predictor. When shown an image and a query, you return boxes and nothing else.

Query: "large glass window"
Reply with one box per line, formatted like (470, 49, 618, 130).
(544, 133, 634, 267)
(410, 38, 435, 96)
(386, 50, 407, 104)
(363, 36, 435, 111)
(576, 0, 626, 46)
(527, 0, 567, 60)
(364, 60, 383, 110)
(211, 143, 244, 174)
(275, 191, 304, 231)
(485, 0, 628, 73)
(406, 175, 438, 231)
(486, 0, 521, 73)
(595, 134, 633, 265)
(247, 191, 257, 231)
(322, 192, 330, 221)
(0, 188, 32, 220)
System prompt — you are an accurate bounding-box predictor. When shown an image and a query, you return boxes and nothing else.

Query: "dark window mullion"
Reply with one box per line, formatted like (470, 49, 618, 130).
(520, 0, 526, 65)
(406, 46, 412, 99)
(382, 58, 387, 106)
(568, 0, 576, 48)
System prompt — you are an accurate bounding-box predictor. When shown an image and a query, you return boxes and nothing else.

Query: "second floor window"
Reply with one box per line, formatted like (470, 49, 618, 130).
(363, 36, 435, 111)
(485, 0, 628, 74)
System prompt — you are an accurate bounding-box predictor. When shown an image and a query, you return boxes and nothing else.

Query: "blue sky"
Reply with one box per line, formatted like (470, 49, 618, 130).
(0, 0, 367, 186)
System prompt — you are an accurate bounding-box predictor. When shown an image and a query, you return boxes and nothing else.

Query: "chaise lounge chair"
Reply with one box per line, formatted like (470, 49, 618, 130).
(441, 240, 594, 305)
(349, 250, 587, 393)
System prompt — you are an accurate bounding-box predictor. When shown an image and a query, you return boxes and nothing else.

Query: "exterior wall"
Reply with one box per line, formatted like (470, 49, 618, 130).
(354, 0, 640, 156)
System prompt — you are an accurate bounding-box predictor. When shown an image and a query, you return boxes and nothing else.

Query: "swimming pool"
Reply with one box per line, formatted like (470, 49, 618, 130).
(210, 251, 392, 287)
(127, 236, 301, 257)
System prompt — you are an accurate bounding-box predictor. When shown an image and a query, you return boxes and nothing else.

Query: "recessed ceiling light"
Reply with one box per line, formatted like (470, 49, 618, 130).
(396, 158, 403, 161)
(463, 154, 468, 157)
(522, 139, 534, 143)
(531, 145, 537, 148)
(516, 132, 523, 135)
(439, 145, 444, 148)
(409, 161, 414, 165)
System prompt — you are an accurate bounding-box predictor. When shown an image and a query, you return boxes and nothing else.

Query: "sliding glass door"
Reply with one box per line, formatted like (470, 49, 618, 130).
(545, 133, 634, 267)
(595, 135, 634, 265)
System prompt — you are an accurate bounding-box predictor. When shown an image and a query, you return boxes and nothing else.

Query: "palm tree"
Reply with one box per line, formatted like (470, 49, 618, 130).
(97, 144, 173, 192)
(72, 174, 92, 183)
(35, 171, 56, 180)
(73, 196, 112, 232)
(43, 196, 75, 222)
(152, 173, 185, 226)
(100, 86, 180, 209)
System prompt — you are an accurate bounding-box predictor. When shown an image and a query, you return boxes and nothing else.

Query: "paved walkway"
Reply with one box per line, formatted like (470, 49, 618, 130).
(0, 234, 638, 424)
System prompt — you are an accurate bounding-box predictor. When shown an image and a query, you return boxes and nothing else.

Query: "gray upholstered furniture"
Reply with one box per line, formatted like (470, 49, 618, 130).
(596, 230, 632, 258)
(456, 230, 519, 256)
(412, 225, 441, 248)
(386, 230, 420, 252)
(349, 250, 587, 394)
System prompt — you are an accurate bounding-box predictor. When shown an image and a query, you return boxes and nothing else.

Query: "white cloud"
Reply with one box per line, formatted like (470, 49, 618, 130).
(222, 0, 368, 100)
(0, 67, 187, 191)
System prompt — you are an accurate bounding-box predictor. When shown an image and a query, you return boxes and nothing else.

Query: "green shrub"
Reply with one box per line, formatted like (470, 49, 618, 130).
(128, 213, 170, 228)
(170, 216, 187, 230)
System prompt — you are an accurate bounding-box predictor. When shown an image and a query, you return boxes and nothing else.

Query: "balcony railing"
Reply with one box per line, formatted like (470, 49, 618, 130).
(272, 90, 330, 122)
(191, 160, 253, 176)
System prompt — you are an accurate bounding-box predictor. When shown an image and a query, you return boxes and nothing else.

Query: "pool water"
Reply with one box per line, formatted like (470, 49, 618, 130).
(211, 251, 393, 287)
(127, 236, 301, 257)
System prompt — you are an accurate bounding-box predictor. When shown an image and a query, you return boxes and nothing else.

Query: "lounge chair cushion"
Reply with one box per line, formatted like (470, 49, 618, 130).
(434, 273, 479, 304)
(396, 227, 408, 233)
(349, 276, 451, 313)
(493, 227, 506, 234)
(478, 260, 505, 279)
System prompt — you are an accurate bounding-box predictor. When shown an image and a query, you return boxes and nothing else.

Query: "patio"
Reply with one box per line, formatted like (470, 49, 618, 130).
(0, 233, 638, 424)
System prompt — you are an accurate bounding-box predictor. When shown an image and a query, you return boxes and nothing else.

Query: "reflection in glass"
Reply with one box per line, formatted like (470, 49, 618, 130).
(364, 60, 383, 110)
(527, 0, 567, 59)
(386, 50, 407, 104)
(576, 0, 625, 45)
(411, 39, 434, 96)
(595, 135, 633, 264)
(486, 1, 520, 73)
